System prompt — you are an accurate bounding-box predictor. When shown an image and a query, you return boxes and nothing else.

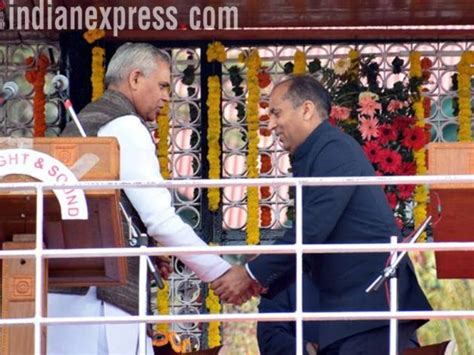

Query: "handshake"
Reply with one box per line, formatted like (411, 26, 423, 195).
(157, 257, 265, 305)
(211, 265, 265, 305)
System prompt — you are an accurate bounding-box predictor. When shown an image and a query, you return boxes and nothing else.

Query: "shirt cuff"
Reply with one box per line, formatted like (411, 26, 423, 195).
(244, 263, 258, 281)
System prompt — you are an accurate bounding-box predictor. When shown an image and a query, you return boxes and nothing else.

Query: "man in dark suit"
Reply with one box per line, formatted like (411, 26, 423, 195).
(213, 75, 431, 354)
(257, 271, 319, 355)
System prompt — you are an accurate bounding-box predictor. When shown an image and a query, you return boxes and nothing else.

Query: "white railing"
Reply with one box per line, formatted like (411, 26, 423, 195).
(2, 175, 474, 355)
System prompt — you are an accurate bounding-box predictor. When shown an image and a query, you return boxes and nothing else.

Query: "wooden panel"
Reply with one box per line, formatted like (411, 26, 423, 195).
(1, 237, 47, 355)
(428, 142, 474, 189)
(0, 137, 119, 182)
(429, 189, 474, 279)
(0, 192, 127, 287)
(0, 137, 127, 287)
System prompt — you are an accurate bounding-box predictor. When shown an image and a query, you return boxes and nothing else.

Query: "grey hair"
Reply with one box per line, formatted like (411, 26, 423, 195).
(105, 42, 170, 87)
(277, 74, 332, 121)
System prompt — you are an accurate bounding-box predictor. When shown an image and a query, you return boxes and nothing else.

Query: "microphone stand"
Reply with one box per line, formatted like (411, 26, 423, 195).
(55, 82, 164, 290)
(365, 215, 432, 355)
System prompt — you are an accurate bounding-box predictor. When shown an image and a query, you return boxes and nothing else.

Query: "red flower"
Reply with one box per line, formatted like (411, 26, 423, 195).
(257, 69, 272, 88)
(402, 127, 426, 150)
(363, 141, 383, 164)
(397, 184, 415, 200)
(421, 57, 433, 70)
(259, 101, 269, 109)
(259, 114, 270, 122)
(328, 116, 337, 126)
(393, 115, 414, 131)
(377, 124, 398, 145)
(395, 217, 404, 230)
(386, 192, 398, 209)
(378, 149, 402, 174)
(399, 161, 416, 175)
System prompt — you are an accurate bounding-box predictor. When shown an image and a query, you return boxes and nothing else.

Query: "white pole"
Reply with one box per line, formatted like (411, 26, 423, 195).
(34, 187, 44, 355)
(295, 183, 303, 355)
(389, 236, 398, 355)
(138, 245, 148, 354)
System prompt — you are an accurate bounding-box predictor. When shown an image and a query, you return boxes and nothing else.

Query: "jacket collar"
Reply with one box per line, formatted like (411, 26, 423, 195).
(292, 120, 331, 163)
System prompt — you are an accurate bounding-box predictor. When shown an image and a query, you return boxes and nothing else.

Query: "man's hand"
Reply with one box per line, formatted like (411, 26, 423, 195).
(211, 265, 263, 305)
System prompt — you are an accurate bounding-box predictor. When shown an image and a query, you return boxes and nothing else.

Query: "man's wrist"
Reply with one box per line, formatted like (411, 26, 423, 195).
(244, 263, 258, 281)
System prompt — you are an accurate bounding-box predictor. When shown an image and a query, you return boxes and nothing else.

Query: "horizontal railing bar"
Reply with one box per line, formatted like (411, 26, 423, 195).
(1, 311, 473, 326)
(1, 174, 474, 191)
(0, 242, 473, 259)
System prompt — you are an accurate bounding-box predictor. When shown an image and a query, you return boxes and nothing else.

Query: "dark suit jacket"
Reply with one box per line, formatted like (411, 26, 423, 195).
(257, 272, 319, 355)
(249, 121, 431, 350)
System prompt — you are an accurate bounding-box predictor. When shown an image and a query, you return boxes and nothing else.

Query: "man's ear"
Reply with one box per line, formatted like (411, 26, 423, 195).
(302, 100, 315, 121)
(128, 69, 141, 91)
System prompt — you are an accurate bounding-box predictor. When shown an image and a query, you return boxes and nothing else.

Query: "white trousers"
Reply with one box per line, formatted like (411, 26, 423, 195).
(47, 287, 154, 355)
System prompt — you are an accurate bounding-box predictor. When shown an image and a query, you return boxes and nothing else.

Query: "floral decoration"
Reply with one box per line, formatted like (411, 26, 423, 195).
(83, 29, 105, 101)
(25, 54, 49, 137)
(206, 287, 222, 347)
(156, 102, 170, 179)
(457, 51, 474, 142)
(206, 42, 227, 211)
(206, 41, 227, 64)
(293, 50, 307, 74)
(243, 49, 262, 245)
(315, 49, 430, 230)
(409, 51, 430, 240)
(155, 279, 170, 333)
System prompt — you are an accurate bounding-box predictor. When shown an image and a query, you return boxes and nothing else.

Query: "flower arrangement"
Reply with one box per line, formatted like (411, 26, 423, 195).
(408, 51, 430, 240)
(206, 41, 227, 211)
(457, 51, 474, 142)
(205, 287, 222, 347)
(243, 49, 262, 245)
(155, 279, 170, 333)
(156, 102, 170, 179)
(313, 50, 431, 229)
(83, 29, 105, 101)
(25, 54, 49, 137)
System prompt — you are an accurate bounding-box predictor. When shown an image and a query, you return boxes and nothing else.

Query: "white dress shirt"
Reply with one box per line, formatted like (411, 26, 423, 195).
(99, 115, 231, 282)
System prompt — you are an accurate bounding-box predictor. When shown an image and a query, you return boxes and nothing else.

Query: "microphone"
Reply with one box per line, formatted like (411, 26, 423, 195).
(0, 81, 19, 107)
(52, 74, 69, 92)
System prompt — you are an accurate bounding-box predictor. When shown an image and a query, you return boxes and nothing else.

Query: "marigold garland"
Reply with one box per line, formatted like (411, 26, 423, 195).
(206, 76, 222, 211)
(245, 49, 261, 245)
(409, 51, 428, 240)
(205, 287, 222, 347)
(91, 46, 105, 102)
(457, 51, 474, 142)
(155, 279, 170, 333)
(293, 50, 306, 74)
(156, 102, 170, 179)
(84, 29, 105, 102)
(206, 41, 227, 64)
(25, 54, 49, 137)
(206, 42, 227, 211)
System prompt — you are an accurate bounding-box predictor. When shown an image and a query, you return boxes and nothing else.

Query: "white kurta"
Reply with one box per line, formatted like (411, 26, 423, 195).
(48, 115, 230, 354)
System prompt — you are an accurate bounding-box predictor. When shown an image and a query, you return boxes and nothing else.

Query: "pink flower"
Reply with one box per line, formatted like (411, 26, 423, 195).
(330, 105, 351, 121)
(387, 100, 405, 113)
(357, 96, 382, 118)
(358, 117, 380, 141)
